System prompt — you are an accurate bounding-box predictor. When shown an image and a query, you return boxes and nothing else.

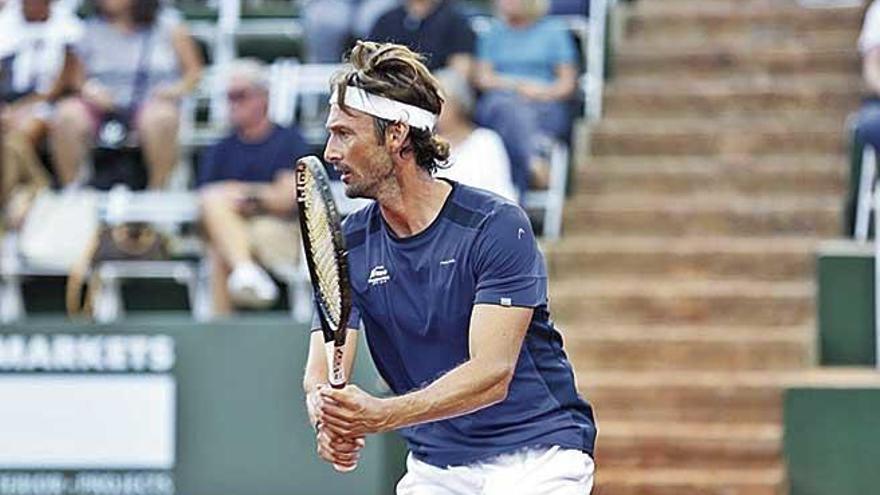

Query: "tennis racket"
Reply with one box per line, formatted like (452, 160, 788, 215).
(296, 155, 352, 390)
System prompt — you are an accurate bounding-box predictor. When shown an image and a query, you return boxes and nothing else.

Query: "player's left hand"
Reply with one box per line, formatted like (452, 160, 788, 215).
(317, 385, 394, 437)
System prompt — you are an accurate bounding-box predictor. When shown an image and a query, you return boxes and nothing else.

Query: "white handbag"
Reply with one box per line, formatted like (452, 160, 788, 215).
(17, 190, 100, 271)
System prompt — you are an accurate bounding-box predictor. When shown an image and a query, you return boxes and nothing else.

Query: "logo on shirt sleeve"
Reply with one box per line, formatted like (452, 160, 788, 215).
(517, 228, 526, 239)
(500, 297, 512, 307)
(368, 265, 391, 286)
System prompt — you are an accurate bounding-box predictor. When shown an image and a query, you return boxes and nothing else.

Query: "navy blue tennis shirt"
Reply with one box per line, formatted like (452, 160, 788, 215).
(322, 180, 596, 467)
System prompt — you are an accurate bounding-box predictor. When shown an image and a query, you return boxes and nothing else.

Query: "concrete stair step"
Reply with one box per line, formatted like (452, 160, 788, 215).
(615, 43, 858, 78)
(591, 117, 846, 156)
(597, 421, 782, 469)
(550, 278, 814, 326)
(595, 467, 786, 495)
(564, 324, 811, 370)
(625, 3, 862, 45)
(545, 235, 818, 281)
(613, 72, 861, 89)
(603, 78, 861, 117)
(578, 155, 847, 195)
(562, 194, 841, 237)
(580, 371, 786, 423)
(580, 369, 880, 423)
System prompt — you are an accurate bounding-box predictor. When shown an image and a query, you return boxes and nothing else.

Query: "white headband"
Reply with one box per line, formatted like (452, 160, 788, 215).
(330, 85, 438, 131)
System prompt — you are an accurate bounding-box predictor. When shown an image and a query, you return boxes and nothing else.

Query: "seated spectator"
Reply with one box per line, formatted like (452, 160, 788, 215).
(549, 0, 587, 15)
(0, 0, 81, 151)
(301, 0, 398, 63)
(858, 1, 880, 152)
(474, 0, 578, 190)
(49, 0, 202, 189)
(1, 128, 50, 232)
(368, 0, 476, 76)
(434, 69, 517, 202)
(197, 59, 310, 315)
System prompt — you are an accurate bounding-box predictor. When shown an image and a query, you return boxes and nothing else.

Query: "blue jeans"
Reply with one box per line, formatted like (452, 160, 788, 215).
(856, 99, 880, 151)
(475, 90, 573, 195)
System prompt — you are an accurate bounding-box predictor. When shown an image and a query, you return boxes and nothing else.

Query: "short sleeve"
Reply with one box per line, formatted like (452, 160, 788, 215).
(547, 20, 577, 66)
(476, 23, 498, 62)
(196, 143, 220, 187)
(861, 2, 880, 54)
(310, 301, 362, 332)
(472, 203, 547, 308)
(72, 21, 91, 61)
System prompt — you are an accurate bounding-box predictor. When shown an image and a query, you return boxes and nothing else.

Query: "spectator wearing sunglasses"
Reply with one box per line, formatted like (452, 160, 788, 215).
(198, 58, 310, 315)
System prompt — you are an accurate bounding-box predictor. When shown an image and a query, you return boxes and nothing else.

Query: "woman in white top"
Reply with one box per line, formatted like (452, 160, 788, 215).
(434, 68, 519, 203)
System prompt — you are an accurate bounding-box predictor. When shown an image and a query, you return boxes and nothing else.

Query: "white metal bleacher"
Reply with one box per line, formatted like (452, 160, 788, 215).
(0, 189, 204, 323)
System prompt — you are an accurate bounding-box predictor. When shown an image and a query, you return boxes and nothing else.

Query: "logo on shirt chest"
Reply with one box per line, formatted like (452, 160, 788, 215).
(367, 265, 391, 286)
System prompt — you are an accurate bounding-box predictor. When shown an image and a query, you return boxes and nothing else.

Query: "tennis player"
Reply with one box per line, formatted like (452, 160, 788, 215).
(303, 40, 596, 494)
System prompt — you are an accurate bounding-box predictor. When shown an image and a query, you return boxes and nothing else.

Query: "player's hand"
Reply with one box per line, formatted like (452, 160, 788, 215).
(306, 384, 326, 429)
(317, 384, 394, 437)
(315, 423, 365, 471)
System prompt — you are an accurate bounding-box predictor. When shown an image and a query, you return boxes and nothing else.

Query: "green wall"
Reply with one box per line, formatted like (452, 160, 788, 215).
(785, 387, 880, 495)
(1, 316, 406, 495)
(817, 241, 876, 366)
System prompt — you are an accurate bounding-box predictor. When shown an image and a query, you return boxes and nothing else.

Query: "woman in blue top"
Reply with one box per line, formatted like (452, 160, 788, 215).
(474, 0, 578, 189)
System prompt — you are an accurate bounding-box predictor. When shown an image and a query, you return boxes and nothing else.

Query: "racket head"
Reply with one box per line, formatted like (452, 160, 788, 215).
(295, 156, 352, 347)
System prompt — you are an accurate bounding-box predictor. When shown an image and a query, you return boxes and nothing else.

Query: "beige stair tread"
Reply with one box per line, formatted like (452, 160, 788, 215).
(552, 277, 811, 293)
(546, 235, 819, 254)
(596, 115, 846, 132)
(580, 369, 880, 389)
(597, 467, 786, 485)
(562, 324, 811, 343)
(583, 159, 844, 177)
(606, 76, 862, 94)
(599, 420, 781, 441)
(620, 38, 855, 54)
(567, 193, 840, 211)
(632, 0, 860, 14)
(580, 154, 845, 175)
(613, 73, 861, 88)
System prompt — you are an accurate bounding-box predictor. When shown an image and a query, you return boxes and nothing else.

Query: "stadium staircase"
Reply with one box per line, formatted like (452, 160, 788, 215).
(543, 1, 865, 493)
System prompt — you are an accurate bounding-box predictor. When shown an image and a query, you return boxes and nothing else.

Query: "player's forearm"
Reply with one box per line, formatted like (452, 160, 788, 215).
(303, 330, 358, 393)
(382, 358, 513, 431)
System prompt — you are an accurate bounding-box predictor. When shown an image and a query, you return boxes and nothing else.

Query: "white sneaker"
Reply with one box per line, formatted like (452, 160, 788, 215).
(227, 262, 279, 309)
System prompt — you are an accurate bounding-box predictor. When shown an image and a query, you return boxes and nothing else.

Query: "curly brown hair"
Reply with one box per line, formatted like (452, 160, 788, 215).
(331, 41, 450, 174)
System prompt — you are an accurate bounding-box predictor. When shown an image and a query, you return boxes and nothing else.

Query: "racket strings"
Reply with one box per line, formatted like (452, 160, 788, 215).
(302, 172, 343, 327)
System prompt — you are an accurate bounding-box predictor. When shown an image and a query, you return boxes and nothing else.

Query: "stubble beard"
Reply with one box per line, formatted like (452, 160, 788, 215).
(344, 149, 396, 200)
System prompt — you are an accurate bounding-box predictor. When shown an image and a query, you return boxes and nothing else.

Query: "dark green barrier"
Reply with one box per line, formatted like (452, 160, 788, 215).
(785, 386, 880, 495)
(0, 316, 406, 495)
(817, 241, 876, 366)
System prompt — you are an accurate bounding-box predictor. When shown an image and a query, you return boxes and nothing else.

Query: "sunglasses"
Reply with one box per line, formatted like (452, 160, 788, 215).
(227, 89, 256, 102)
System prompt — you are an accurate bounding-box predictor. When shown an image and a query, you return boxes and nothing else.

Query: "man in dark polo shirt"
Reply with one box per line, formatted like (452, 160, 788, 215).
(368, 0, 476, 76)
(198, 58, 309, 315)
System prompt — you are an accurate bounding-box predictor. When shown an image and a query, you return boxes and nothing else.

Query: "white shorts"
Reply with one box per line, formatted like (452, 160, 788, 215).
(396, 445, 595, 495)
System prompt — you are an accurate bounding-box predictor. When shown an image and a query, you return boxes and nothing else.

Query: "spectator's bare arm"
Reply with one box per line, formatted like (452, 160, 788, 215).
(154, 24, 203, 101)
(864, 47, 880, 96)
(258, 170, 297, 217)
(474, 60, 517, 92)
(447, 54, 475, 82)
(520, 62, 577, 102)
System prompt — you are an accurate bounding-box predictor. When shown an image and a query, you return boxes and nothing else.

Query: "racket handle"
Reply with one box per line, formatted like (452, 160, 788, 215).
(325, 342, 346, 389)
(323, 341, 356, 471)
